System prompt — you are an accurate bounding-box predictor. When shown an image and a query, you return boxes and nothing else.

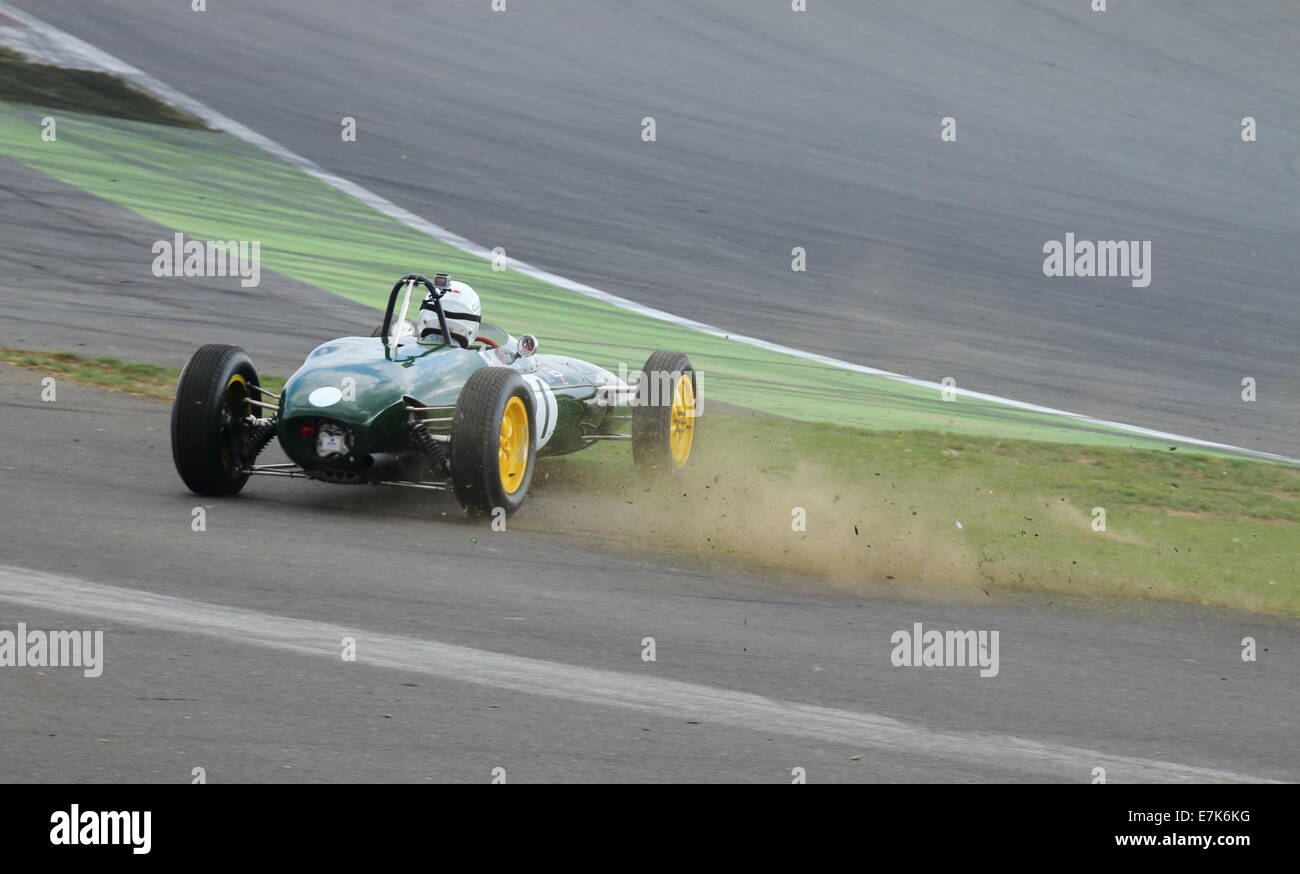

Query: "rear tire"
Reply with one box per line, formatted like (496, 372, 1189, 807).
(632, 350, 697, 473)
(451, 367, 537, 516)
(171, 344, 262, 496)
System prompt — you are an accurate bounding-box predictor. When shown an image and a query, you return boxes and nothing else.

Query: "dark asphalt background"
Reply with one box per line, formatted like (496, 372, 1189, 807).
(8, 0, 1298, 453)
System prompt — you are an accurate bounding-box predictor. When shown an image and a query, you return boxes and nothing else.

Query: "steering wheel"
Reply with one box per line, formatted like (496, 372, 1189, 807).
(475, 336, 500, 349)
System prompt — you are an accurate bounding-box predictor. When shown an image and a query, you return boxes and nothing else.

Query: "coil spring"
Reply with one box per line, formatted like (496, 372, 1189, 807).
(408, 420, 449, 476)
(241, 416, 278, 464)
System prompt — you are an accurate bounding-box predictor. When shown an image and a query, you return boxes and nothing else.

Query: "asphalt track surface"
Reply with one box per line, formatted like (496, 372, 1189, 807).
(7, 0, 1299, 455)
(0, 366, 1297, 784)
(1, 2, 1298, 783)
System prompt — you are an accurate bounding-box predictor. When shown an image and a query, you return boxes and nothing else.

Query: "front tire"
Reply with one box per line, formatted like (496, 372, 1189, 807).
(632, 350, 698, 473)
(451, 367, 537, 516)
(171, 344, 262, 496)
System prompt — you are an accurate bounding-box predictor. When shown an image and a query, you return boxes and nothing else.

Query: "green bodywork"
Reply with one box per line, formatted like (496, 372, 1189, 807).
(275, 335, 618, 475)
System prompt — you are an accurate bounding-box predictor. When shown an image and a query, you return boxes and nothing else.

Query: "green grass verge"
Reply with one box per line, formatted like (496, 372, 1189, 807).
(0, 100, 1275, 458)
(0, 48, 209, 129)
(536, 417, 1300, 617)
(5, 348, 1293, 616)
(0, 348, 283, 401)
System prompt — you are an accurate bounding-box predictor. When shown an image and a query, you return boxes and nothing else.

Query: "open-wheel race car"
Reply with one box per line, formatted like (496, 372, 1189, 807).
(171, 272, 699, 516)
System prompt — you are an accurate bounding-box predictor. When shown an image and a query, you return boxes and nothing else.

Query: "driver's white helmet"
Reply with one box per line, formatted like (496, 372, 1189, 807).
(418, 280, 481, 347)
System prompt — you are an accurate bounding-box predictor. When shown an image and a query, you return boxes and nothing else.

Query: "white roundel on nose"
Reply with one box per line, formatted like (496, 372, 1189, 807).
(308, 386, 343, 407)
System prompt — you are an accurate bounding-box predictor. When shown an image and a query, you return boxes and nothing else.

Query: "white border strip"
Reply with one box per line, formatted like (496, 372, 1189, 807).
(0, 564, 1278, 783)
(2, 2, 1294, 465)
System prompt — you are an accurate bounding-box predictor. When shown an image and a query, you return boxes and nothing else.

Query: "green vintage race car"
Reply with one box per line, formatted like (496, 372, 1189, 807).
(171, 273, 698, 516)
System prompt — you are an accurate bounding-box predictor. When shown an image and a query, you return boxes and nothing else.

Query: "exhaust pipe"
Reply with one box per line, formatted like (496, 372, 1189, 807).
(362, 450, 416, 479)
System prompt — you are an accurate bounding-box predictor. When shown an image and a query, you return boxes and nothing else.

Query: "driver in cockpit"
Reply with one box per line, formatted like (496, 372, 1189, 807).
(417, 279, 481, 348)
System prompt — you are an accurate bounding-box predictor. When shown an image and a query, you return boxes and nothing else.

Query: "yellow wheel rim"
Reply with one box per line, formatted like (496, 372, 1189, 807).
(498, 395, 529, 494)
(224, 374, 251, 414)
(219, 374, 251, 473)
(669, 373, 696, 468)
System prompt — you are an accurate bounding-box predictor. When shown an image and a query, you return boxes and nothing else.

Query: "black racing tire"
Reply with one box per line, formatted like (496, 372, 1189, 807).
(632, 350, 698, 473)
(171, 344, 262, 496)
(451, 367, 537, 517)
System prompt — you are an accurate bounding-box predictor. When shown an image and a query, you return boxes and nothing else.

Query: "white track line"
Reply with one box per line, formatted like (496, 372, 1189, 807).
(0, 564, 1277, 783)
(1, 2, 1294, 465)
